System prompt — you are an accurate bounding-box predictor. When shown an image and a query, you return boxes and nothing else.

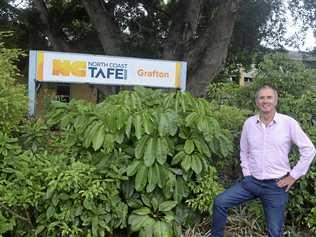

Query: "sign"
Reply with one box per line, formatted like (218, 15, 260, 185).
(28, 50, 187, 116)
(33, 50, 187, 89)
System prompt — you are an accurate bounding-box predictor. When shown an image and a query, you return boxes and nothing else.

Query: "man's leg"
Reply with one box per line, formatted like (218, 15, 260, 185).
(260, 181, 289, 237)
(211, 177, 256, 237)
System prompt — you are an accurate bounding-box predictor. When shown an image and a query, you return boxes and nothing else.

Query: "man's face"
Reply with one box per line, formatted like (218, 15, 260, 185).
(256, 88, 278, 114)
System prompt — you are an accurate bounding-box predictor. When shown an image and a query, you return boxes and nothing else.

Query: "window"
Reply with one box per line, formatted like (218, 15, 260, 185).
(56, 85, 70, 102)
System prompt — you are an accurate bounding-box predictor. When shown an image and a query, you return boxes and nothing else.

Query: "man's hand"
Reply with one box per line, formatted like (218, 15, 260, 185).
(277, 175, 296, 192)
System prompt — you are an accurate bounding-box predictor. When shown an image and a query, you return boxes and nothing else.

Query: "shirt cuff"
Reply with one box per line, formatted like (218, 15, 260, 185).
(289, 171, 300, 180)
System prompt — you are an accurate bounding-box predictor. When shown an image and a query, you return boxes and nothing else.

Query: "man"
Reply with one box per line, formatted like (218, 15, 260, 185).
(211, 85, 316, 237)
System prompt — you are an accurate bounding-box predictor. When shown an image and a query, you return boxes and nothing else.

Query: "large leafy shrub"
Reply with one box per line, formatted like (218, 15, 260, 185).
(208, 53, 316, 111)
(0, 87, 233, 236)
(0, 32, 27, 134)
(45, 87, 233, 236)
(279, 91, 316, 233)
(0, 134, 128, 236)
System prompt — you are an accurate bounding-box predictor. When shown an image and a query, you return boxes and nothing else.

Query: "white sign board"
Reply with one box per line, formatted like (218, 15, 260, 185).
(33, 50, 186, 88)
(28, 50, 187, 116)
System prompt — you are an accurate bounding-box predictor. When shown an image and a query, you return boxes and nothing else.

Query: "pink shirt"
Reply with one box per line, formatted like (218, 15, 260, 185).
(240, 112, 315, 180)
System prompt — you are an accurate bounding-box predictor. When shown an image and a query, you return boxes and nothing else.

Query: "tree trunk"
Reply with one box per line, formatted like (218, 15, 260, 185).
(80, 0, 123, 55)
(32, 0, 71, 52)
(162, 0, 204, 60)
(186, 0, 240, 97)
(162, 0, 240, 97)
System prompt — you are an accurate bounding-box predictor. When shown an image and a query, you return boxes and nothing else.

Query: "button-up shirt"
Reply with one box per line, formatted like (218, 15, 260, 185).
(240, 112, 315, 180)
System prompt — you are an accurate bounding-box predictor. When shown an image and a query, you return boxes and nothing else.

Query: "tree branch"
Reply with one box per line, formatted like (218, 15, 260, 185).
(186, 0, 241, 96)
(32, 0, 71, 51)
(0, 203, 32, 225)
(80, 0, 123, 55)
(162, 0, 205, 59)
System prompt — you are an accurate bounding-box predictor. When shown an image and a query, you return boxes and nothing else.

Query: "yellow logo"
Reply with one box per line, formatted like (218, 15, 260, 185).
(52, 59, 87, 77)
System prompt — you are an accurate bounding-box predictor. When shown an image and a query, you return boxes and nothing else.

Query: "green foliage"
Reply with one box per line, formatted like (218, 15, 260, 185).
(211, 104, 250, 138)
(186, 167, 223, 214)
(44, 87, 233, 236)
(279, 91, 316, 233)
(254, 53, 315, 97)
(17, 120, 50, 153)
(0, 150, 128, 236)
(0, 131, 21, 157)
(0, 32, 27, 134)
(208, 83, 245, 107)
(226, 202, 265, 237)
(209, 53, 316, 110)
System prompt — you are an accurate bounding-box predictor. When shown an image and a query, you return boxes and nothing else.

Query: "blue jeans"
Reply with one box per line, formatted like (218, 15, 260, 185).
(211, 176, 289, 237)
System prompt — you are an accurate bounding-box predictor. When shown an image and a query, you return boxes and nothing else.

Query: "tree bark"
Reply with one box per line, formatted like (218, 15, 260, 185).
(162, 0, 204, 60)
(162, 0, 240, 97)
(80, 0, 123, 55)
(186, 0, 241, 97)
(32, 0, 71, 52)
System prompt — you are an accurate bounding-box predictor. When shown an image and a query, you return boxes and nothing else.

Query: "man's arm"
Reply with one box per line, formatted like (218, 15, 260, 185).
(240, 122, 251, 177)
(289, 119, 316, 180)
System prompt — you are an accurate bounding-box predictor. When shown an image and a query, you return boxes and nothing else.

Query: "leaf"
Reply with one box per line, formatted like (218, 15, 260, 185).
(127, 198, 143, 209)
(46, 206, 55, 219)
(143, 112, 153, 135)
(83, 120, 102, 148)
(83, 198, 94, 211)
(172, 151, 185, 165)
(92, 124, 105, 151)
(181, 155, 191, 172)
(134, 114, 143, 139)
(184, 139, 194, 154)
(185, 112, 199, 127)
(125, 116, 133, 138)
(158, 113, 168, 137)
(166, 112, 178, 136)
(35, 225, 46, 235)
(156, 138, 168, 165)
(103, 133, 115, 153)
(134, 207, 152, 215)
(155, 163, 163, 188)
(141, 194, 151, 207)
(153, 221, 173, 237)
(45, 186, 55, 200)
(135, 166, 148, 191)
(144, 138, 155, 167)
(164, 213, 175, 223)
(193, 137, 211, 157)
(92, 216, 98, 237)
(197, 117, 208, 132)
(151, 197, 159, 212)
(174, 177, 185, 202)
(126, 160, 141, 176)
(159, 201, 177, 212)
(158, 165, 169, 188)
(135, 136, 149, 159)
(147, 165, 158, 193)
(191, 155, 203, 174)
(140, 225, 154, 237)
(128, 214, 155, 232)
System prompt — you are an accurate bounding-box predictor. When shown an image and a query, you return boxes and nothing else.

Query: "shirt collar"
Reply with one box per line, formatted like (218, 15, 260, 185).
(256, 112, 280, 124)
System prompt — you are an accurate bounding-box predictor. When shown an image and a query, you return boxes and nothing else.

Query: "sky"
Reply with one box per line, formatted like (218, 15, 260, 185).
(285, 28, 315, 52)
(284, 1, 315, 52)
